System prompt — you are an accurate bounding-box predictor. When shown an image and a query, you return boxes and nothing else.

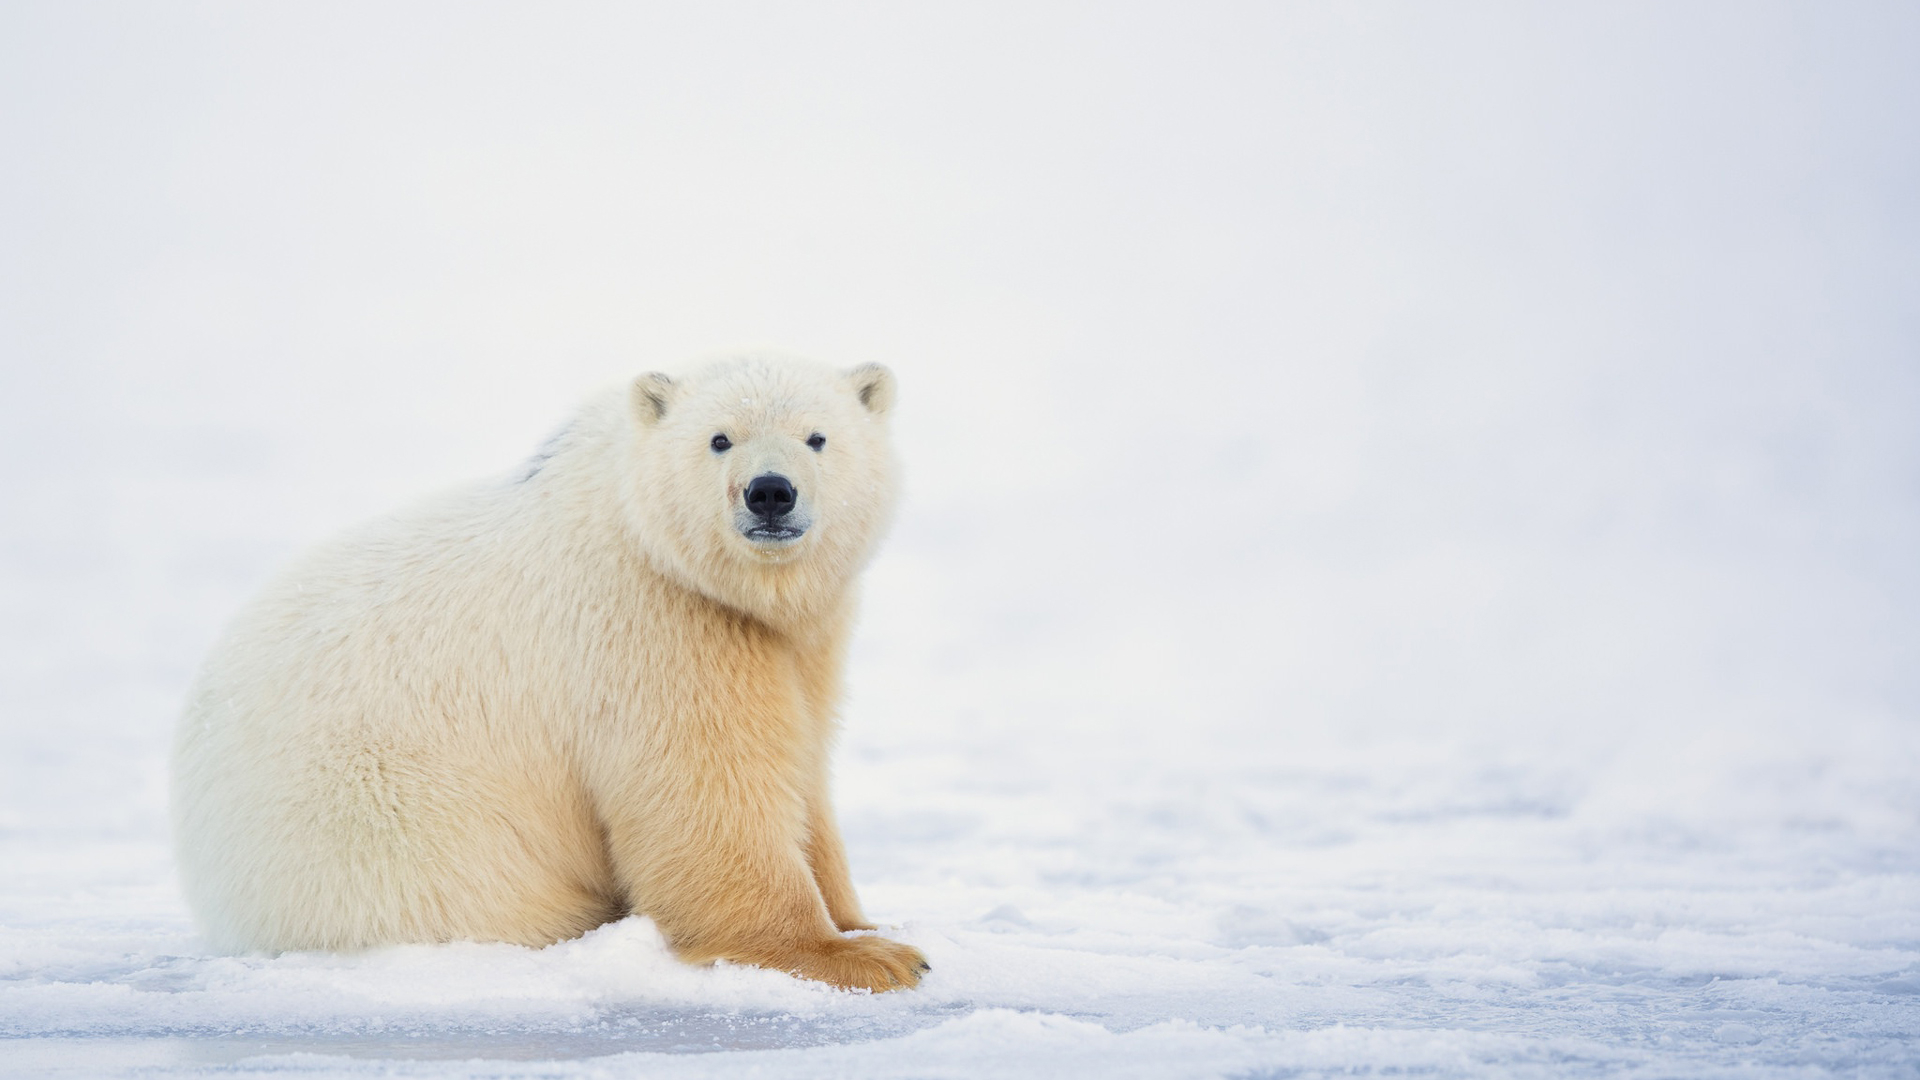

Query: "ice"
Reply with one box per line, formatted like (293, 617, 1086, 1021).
(3, 2, 1919, 1077)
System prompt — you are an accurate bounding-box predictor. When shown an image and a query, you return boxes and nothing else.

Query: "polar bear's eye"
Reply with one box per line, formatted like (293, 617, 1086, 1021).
(807, 433, 826, 452)
(710, 434, 732, 452)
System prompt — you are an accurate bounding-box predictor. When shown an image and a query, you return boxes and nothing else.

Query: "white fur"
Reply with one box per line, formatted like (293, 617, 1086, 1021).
(171, 354, 927, 990)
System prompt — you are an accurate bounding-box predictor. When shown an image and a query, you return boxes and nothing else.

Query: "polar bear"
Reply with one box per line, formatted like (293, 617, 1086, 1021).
(171, 354, 927, 991)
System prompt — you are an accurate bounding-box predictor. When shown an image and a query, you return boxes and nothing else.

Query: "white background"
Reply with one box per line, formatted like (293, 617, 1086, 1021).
(2, 3, 1917, 1076)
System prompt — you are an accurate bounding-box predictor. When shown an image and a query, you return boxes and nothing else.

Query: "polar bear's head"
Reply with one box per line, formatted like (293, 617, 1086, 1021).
(623, 354, 898, 621)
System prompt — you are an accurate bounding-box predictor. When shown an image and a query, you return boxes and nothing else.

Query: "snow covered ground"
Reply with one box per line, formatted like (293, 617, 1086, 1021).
(7, 704, 1920, 1077)
(4, 3, 1919, 1077)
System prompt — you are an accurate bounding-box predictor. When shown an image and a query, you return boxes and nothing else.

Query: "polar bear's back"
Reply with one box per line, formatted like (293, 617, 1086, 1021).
(172, 482, 629, 952)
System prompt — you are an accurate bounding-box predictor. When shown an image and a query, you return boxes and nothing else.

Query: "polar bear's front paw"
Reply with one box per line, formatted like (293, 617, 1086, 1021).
(783, 934, 929, 991)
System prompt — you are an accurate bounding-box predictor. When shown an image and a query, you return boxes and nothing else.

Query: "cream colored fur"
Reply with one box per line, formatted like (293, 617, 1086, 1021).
(171, 354, 926, 991)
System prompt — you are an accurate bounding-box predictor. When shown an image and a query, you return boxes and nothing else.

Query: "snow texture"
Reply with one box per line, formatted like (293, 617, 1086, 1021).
(3, 3, 1919, 1077)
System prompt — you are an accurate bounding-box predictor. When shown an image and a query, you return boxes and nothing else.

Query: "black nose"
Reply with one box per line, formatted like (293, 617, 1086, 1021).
(745, 474, 797, 519)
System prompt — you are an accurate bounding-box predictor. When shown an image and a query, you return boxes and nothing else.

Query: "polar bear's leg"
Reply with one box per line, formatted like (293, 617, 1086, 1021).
(594, 679, 924, 988)
(803, 790, 875, 932)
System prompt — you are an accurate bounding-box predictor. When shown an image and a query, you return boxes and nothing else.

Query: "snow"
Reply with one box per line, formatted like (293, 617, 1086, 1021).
(3, 3, 1919, 1077)
(11, 715, 1920, 1076)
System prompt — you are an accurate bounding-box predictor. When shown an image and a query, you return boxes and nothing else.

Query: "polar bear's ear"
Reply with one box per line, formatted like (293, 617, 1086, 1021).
(630, 373, 677, 426)
(846, 363, 895, 416)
